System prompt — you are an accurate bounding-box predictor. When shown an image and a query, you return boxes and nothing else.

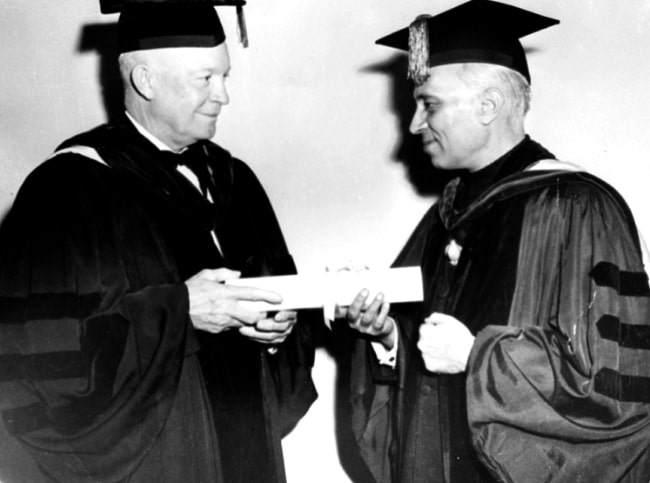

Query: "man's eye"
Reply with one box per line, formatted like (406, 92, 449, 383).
(425, 103, 437, 113)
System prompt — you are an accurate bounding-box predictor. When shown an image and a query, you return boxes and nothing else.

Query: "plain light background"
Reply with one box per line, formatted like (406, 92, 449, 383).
(2, 1, 650, 481)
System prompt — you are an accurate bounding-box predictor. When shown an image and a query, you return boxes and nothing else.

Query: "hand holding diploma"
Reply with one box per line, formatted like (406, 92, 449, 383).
(339, 289, 396, 350)
(239, 310, 297, 345)
(186, 268, 285, 335)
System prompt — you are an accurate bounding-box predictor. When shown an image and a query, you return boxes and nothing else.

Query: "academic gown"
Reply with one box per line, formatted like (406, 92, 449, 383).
(349, 137, 650, 482)
(0, 118, 316, 483)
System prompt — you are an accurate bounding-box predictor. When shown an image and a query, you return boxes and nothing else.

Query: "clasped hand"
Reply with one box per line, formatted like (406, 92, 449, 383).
(185, 268, 296, 345)
(417, 312, 475, 373)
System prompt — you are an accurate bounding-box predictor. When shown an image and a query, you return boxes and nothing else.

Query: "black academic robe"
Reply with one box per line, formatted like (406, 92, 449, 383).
(0, 118, 316, 483)
(349, 138, 650, 482)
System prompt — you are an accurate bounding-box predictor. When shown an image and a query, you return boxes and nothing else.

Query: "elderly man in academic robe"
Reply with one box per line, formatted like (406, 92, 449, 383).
(0, 3, 316, 482)
(339, 1, 650, 482)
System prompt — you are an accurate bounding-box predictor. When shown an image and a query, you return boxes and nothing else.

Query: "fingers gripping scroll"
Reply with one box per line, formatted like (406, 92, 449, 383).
(185, 268, 283, 334)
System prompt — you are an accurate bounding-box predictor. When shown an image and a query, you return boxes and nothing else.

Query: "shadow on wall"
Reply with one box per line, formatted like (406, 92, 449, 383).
(361, 54, 459, 198)
(0, 22, 123, 232)
(79, 22, 124, 123)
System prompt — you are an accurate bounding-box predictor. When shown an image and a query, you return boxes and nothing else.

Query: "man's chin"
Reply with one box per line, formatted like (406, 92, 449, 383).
(422, 140, 438, 153)
(197, 114, 218, 127)
(422, 144, 440, 163)
(427, 153, 450, 170)
(195, 124, 217, 141)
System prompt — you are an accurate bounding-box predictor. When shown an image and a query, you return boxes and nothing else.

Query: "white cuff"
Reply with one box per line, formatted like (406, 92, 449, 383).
(370, 325, 399, 368)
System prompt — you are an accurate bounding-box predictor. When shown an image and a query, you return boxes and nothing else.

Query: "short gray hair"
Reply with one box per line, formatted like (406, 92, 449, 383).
(118, 53, 132, 82)
(456, 63, 531, 126)
(118, 51, 146, 86)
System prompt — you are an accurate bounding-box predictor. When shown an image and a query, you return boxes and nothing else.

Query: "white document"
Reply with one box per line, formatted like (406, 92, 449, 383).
(225, 266, 423, 312)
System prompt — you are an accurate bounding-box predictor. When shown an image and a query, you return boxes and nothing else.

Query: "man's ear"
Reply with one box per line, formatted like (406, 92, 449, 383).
(479, 88, 503, 125)
(130, 64, 156, 100)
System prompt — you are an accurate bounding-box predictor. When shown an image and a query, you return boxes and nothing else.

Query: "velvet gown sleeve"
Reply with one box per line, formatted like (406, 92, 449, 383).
(467, 176, 650, 482)
(0, 155, 192, 482)
(206, 154, 318, 438)
(347, 204, 437, 483)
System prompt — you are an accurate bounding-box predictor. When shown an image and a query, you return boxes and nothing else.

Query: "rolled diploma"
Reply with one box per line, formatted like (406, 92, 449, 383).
(225, 266, 423, 312)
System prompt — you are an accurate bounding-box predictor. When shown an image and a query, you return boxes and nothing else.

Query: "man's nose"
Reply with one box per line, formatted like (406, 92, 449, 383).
(211, 79, 229, 105)
(409, 106, 426, 134)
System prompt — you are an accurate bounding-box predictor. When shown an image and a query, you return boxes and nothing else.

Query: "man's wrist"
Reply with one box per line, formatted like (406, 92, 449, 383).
(378, 317, 396, 350)
(370, 319, 399, 367)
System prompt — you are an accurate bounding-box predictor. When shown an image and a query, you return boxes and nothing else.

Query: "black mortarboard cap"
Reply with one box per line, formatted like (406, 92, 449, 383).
(100, 0, 245, 14)
(376, 0, 559, 84)
(104, 1, 249, 52)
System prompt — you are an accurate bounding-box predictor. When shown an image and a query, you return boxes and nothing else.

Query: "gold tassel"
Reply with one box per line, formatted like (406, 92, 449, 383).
(236, 5, 249, 48)
(408, 15, 431, 84)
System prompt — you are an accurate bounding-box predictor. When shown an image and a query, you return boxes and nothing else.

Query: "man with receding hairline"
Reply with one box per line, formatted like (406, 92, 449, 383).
(0, 3, 315, 482)
(339, 1, 650, 481)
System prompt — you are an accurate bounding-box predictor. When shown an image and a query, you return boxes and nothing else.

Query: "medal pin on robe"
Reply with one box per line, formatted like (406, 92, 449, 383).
(445, 239, 463, 266)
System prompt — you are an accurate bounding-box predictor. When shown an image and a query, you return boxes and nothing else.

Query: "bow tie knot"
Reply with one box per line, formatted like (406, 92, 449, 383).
(158, 145, 218, 202)
(159, 148, 200, 170)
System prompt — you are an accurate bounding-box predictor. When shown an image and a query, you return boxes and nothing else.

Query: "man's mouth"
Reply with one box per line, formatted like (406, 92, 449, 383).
(422, 137, 436, 147)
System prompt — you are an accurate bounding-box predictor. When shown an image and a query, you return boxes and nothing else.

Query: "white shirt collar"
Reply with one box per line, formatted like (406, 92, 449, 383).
(124, 113, 222, 253)
(125, 111, 178, 153)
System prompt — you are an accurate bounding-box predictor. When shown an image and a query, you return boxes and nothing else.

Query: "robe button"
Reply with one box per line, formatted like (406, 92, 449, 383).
(421, 384, 433, 395)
